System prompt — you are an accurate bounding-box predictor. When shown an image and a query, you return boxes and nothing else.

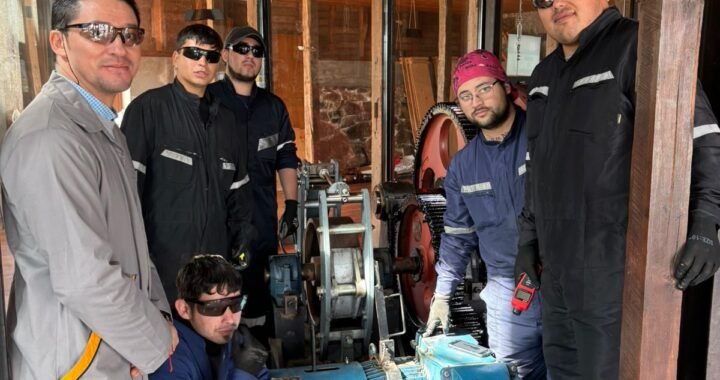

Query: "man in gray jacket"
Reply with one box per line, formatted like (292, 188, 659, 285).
(0, 0, 177, 377)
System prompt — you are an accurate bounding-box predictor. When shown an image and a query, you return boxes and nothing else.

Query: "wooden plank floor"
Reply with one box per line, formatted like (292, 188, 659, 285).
(1, 180, 371, 308)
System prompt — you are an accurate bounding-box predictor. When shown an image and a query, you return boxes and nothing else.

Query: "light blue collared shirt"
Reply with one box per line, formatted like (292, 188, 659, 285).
(59, 73, 118, 136)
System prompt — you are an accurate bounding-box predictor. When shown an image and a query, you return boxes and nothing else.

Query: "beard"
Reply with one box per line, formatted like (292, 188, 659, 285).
(227, 64, 258, 83)
(471, 97, 512, 131)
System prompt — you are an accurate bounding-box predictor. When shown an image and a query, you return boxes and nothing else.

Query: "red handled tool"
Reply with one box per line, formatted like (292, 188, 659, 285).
(512, 273, 539, 315)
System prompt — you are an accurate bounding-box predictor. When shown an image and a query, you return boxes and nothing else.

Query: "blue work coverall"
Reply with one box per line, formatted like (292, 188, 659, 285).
(150, 320, 269, 380)
(435, 108, 546, 379)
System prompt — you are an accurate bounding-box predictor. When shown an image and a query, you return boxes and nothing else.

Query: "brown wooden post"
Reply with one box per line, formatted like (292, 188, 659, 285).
(620, 0, 705, 378)
(246, 0, 258, 29)
(1, 0, 24, 136)
(0, 2, 23, 379)
(370, 0, 386, 247)
(466, 0, 479, 52)
(151, 0, 165, 52)
(301, 0, 317, 164)
(436, 0, 451, 102)
(22, 0, 42, 96)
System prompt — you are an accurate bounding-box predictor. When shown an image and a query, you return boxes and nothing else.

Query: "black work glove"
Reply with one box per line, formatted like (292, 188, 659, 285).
(232, 325, 268, 376)
(514, 244, 541, 286)
(674, 214, 720, 290)
(231, 239, 252, 271)
(278, 200, 299, 239)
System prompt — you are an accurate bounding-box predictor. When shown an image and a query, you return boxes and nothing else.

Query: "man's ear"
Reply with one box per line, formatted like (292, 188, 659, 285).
(221, 49, 229, 64)
(503, 81, 512, 95)
(175, 299, 192, 320)
(49, 30, 67, 59)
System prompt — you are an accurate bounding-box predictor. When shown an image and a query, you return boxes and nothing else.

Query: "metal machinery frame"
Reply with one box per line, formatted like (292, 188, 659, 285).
(303, 185, 375, 360)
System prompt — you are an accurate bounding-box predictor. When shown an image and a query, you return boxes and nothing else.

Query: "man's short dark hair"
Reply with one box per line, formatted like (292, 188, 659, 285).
(52, 0, 141, 30)
(176, 255, 242, 300)
(175, 24, 223, 51)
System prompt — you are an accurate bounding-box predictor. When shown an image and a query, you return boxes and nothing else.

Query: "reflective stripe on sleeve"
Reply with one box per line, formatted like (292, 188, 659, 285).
(132, 161, 146, 174)
(222, 162, 236, 171)
(161, 149, 193, 166)
(461, 181, 492, 194)
(572, 71, 615, 89)
(526, 152, 530, 161)
(276, 140, 293, 151)
(693, 124, 720, 139)
(230, 174, 250, 190)
(258, 133, 279, 151)
(518, 164, 527, 176)
(529, 86, 548, 97)
(444, 226, 475, 235)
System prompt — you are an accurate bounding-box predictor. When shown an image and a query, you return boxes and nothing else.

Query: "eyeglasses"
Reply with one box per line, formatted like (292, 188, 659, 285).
(227, 43, 264, 58)
(457, 80, 502, 104)
(61, 23, 145, 47)
(178, 46, 222, 64)
(532, 0, 554, 9)
(187, 294, 247, 317)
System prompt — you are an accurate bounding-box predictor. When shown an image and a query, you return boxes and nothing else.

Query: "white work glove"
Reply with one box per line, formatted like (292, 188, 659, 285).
(423, 294, 451, 337)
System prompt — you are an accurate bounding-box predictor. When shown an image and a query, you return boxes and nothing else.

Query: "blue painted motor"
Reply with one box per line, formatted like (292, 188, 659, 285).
(268, 332, 516, 379)
(268, 254, 303, 308)
(402, 333, 515, 380)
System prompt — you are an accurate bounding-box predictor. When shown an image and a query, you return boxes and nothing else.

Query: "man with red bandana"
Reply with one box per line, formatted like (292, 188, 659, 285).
(425, 49, 548, 379)
(517, 1, 720, 378)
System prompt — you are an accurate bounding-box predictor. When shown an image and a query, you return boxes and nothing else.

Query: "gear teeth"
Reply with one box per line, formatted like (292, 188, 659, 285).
(414, 196, 487, 344)
(414, 102, 478, 193)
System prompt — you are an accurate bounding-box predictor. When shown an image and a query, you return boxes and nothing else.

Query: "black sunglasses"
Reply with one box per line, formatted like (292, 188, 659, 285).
(61, 22, 145, 47)
(178, 46, 222, 64)
(227, 43, 264, 58)
(533, 0, 554, 9)
(186, 294, 247, 317)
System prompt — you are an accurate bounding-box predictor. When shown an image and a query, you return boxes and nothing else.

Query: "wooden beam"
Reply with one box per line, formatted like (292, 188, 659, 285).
(246, 0, 258, 29)
(0, 2, 24, 377)
(1, 0, 24, 136)
(620, 0, 705, 379)
(436, 0, 451, 102)
(466, 0, 480, 51)
(21, 0, 42, 96)
(370, 0, 385, 247)
(35, 0, 52, 84)
(708, 276, 720, 379)
(302, 0, 317, 163)
(151, 0, 165, 52)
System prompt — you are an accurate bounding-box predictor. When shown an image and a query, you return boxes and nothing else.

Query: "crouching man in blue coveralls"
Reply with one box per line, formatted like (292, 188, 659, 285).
(151, 255, 270, 380)
(424, 50, 548, 379)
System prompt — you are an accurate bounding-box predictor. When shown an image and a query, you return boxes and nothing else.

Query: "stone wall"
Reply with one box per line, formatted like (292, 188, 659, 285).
(313, 60, 416, 170)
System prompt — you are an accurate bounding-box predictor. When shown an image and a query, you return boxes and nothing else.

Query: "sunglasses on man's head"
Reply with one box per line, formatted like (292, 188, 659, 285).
(61, 22, 145, 47)
(178, 46, 222, 64)
(227, 43, 265, 58)
(186, 294, 246, 317)
(533, 0, 554, 9)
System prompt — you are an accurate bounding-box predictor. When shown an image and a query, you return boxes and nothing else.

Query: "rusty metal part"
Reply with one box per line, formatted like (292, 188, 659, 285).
(413, 102, 477, 194)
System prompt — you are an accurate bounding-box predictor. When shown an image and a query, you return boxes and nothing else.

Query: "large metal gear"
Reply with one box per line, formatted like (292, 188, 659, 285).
(413, 102, 477, 194)
(390, 102, 487, 344)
